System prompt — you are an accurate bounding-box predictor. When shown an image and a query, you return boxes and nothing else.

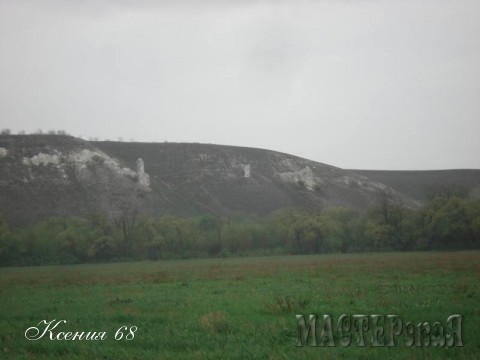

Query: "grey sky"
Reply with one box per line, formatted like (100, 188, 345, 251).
(1, 0, 479, 170)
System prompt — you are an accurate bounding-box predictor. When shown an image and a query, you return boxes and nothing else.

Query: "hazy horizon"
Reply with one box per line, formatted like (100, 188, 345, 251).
(1, 0, 479, 171)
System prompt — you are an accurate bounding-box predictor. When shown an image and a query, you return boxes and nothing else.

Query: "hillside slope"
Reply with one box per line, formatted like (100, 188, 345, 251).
(0, 135, 415, 225)
(351, 169, 480, 200)
(94, 141, 417, 216)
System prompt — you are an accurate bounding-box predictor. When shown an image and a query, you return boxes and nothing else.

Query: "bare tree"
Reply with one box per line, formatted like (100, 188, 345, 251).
(374, 188, 407, 225)
(114, 208, 139, 244)
(373, 188, 414, 250)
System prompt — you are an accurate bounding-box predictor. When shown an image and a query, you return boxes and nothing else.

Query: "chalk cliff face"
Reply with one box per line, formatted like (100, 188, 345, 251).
(0, 135, 417, 225)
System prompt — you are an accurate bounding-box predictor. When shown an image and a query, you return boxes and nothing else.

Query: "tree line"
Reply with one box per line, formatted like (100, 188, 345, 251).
(0, 129, 134, 142)
(0, 189, 479, 266)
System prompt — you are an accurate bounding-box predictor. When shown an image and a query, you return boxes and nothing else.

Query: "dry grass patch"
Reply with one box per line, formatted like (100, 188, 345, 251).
(199, 311, 229, 334)
(263, 295, 309, 314)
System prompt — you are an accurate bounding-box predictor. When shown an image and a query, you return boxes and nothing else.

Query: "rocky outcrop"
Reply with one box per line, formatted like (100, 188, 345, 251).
(136, 158, 150, 190)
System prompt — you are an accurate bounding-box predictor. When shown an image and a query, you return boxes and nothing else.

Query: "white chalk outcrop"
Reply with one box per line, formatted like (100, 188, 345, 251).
(0, 147, 8, 158)
(277, 166, 316, 190)
(136, 158, 151, 190)
(22, 148, 151, 191)
(243, 164, 251, 178)
(22, 151, 61, 166)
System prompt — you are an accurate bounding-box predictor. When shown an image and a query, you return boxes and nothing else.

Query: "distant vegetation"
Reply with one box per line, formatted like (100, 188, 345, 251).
(1, 128, 71, 135)
(1, 189, 479, 267)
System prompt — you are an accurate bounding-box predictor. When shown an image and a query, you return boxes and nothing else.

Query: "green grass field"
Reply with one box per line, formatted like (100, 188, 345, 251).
(1, 252, 479, 359)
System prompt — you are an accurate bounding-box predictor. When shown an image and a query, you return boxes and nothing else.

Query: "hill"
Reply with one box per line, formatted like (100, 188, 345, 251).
(0, 135, 416, 226)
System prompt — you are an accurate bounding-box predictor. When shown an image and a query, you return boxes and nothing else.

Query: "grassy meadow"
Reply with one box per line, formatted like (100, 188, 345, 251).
(1, 251, 479, 359)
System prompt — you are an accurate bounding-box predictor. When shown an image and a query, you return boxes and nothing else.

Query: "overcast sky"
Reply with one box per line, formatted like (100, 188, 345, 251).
(1, 0, 479, 170)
